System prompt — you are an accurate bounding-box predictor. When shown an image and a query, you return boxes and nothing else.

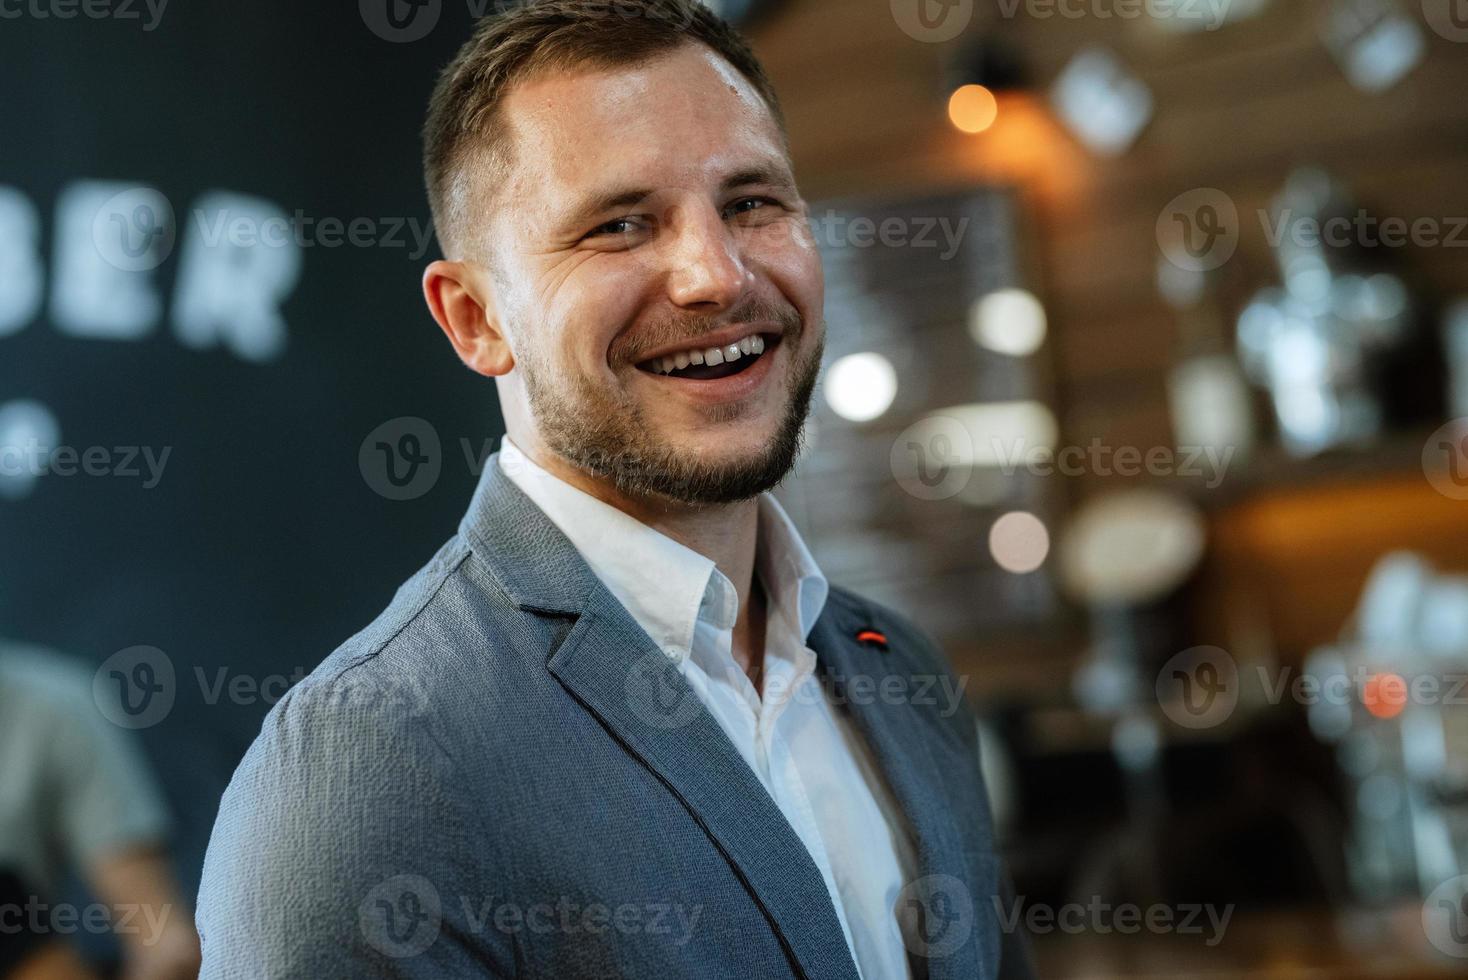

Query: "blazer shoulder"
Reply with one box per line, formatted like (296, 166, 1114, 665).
(323, 533, 476, 673)
(231, 534, 478, 773)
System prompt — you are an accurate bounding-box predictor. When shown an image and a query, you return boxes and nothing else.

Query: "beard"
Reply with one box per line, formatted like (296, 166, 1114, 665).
(518, 298, 822, 506)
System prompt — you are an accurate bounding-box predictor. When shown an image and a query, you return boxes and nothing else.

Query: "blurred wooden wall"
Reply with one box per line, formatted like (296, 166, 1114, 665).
(750, 0, 1468, 667)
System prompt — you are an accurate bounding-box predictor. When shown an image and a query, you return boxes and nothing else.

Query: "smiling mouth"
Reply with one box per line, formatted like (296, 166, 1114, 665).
(635, 332, 781, 381)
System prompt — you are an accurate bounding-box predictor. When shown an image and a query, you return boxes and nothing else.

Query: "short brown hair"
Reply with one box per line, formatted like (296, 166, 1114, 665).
(423, 0, 786, 259)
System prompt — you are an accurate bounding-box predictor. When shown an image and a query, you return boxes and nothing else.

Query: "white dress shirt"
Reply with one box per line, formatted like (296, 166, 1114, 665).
(498, 438, 919, 980)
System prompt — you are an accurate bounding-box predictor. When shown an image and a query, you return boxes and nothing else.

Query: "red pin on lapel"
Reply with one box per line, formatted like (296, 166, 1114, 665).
(855, 629, 888, 650)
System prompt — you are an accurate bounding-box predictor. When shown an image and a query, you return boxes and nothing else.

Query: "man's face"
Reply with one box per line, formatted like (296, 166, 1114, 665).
(486, 43, 824, 504)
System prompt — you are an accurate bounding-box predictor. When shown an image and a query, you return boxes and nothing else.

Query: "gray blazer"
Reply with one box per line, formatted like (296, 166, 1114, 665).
(197, 457, 1033, 979)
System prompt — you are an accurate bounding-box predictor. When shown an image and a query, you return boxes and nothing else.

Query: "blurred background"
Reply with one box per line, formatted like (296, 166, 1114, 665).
(3, 0, 1468, 976)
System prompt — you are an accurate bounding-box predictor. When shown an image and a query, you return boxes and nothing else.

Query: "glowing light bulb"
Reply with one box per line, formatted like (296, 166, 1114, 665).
(824, 352, 898, 422)
(948, 84, 999, 134)
(969, 288, 1047, 356)
(989, 511, 1050, 574)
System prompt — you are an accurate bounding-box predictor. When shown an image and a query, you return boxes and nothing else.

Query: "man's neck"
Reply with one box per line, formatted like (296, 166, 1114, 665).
(512, 434, 767, 682)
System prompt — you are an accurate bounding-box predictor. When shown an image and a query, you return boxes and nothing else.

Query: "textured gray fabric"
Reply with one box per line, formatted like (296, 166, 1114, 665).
(196, 457, 1034, 979)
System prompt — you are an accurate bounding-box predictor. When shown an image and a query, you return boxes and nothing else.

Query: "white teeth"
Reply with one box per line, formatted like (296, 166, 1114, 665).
(647, 334, 769, 375)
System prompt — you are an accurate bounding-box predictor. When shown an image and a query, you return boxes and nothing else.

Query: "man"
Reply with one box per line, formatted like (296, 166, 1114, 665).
(197, 2, 1030, 977)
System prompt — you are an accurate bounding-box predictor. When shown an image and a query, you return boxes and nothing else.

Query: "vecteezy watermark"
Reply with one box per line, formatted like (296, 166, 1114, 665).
(0, 439, 171, 490)
(1255, 664, 1468, 712)
(0, 0, 169, 31)
(92, 186, 177, 272)
(359, 0, 702, 43)
(1259, 209, 1468, 251)
(627, 650, 973, 731)
(0, 897, 178, 945)
(360, 417, 444, 501)
(1156, 188, 1240, 272)
(1157, 645, 1468, 730)
(995, 896, 1234, 946)
(992, 0, 1234, 31)
(92, 646, 430, 728)
(609, 197, 973, 276)
(890, 415, 974, 501)
(1421, 0, 1468, 43)
(361, 875, 443, 959)
(1423, 875, 1468, 959)
(896, 874, 975, 958)
(189, 207, 437, 261)
(890, 0, 974, 42)
(358, 875, 702, 960)
(1156, 646, 1240, 729)
(1423, 417, 1468, 500)
(93, 646, 177, 729)
(359, 419, 701, 502)
(1158, 186, 1468, 271)
(461, 897, 701, 946)
(625, 648, 705, 731)
(807, 210, 970, 261)
(989, 438, 1236, 489)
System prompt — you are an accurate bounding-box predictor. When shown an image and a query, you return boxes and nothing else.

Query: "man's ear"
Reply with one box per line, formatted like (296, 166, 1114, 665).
(422, 260, 515, 377)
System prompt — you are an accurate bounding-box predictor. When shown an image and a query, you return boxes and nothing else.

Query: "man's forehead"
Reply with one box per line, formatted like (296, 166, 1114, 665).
(495, 44, 791, 224)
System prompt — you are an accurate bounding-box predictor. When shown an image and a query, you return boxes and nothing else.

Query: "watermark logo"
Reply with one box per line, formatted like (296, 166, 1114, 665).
(624, 649, 704, 730)
(0, 897, 177, 944)
(890, 415, 974, 501)
(897, 874, 974, 957)
(92, 645, 176, 729)
(995, 896, 1233, 945)
(360, 416, 442, 501)
(188, 207, 436, 261)
(463, 895, 701, 942)
(1423, 417, 1468, 500)
(360, 875, 443, 959)
(0, 0, 169, 30)
(1422, 0, 1468, 42)
(993, 0, 1233, 31)
(990, 437, 1235, 488)
(0, 437, 171, 491)
(1423, 875, 1468, 958)
(92, 187, 176, 272)
(1156, 646, 1239, 729)
(891, 0, 974, 42)
(1157, 188, 1239, 272)
(359, 0, 442, 42)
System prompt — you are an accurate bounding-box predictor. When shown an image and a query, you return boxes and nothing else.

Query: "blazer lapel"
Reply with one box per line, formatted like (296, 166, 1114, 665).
(808, 598, 995, 980)
(459, 457, 860, 980)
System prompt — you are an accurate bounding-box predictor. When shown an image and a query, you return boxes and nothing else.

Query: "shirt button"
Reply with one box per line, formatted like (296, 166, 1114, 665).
(661, 644, 683, 662)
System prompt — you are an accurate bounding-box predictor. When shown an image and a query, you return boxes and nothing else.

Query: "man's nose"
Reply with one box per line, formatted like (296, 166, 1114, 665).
(662, 202, 751, 311)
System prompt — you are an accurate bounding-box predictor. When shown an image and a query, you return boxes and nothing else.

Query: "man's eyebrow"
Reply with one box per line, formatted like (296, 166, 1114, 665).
(558, 165, 798, 232)
(561, 187, 655, 231)
(721, 165, 796, 192)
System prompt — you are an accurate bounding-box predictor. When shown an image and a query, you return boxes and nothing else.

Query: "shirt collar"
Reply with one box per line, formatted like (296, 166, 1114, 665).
(499, 438, 714, 661)
(755, 492, 829, 644)
(497, 437, 828, 660)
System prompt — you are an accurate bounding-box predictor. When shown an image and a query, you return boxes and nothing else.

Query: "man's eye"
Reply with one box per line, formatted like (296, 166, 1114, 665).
(587, 217, 642, 239)
(725, 197, 772, 218)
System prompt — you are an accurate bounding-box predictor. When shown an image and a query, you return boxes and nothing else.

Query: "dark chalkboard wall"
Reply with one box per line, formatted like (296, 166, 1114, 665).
(0, 2, 508, 894)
